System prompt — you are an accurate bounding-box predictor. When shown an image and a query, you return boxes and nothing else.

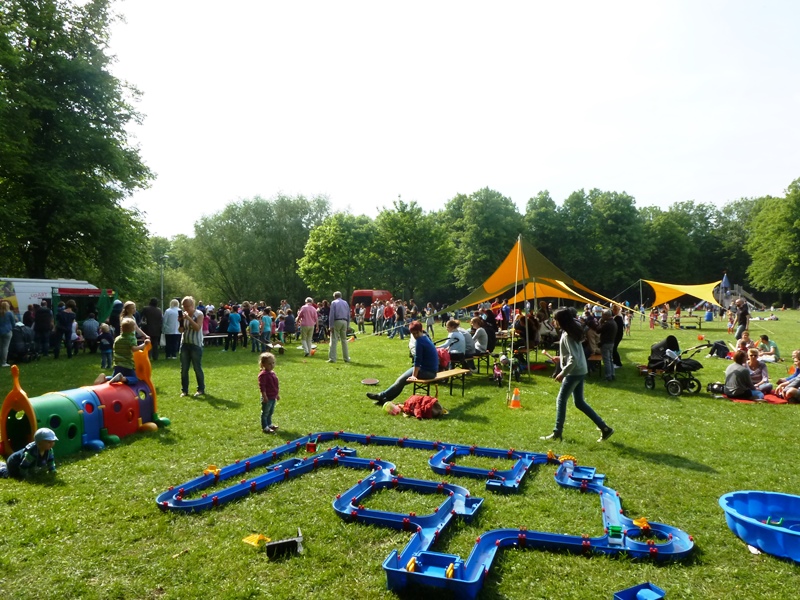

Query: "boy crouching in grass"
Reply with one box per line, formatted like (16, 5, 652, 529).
(0, 428, 58, 479)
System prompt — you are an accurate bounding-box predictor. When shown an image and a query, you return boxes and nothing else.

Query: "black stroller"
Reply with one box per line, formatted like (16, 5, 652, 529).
(8, 323, 38, 364)
(644, 335, 709, 396)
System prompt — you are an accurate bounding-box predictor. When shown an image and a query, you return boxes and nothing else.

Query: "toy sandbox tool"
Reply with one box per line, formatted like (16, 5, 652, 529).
(263, 528, 304, 558)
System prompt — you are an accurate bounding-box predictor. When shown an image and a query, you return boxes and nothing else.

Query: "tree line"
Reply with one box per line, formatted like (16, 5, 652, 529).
(1, 1, 798, 309)
(129, 182, 800, 310)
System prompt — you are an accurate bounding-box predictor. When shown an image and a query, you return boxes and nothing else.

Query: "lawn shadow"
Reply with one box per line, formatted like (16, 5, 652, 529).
(444, 394, 491, 423)
(197, 393, 242, 410)
(610, 442, 718, 474)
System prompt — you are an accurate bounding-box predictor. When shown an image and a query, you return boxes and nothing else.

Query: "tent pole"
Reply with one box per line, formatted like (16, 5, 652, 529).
(639, 280, 644, 328)
(508, 235, 522, 396)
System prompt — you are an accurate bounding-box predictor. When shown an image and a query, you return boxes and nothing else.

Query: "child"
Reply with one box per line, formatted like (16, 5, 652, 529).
(623, 311, 631, 336)
(94, 318, 145, 385)
(249, 313, 261, 352)
(260, 309, 273, 348)
(258, 352, 280, 433)
(276, 315, 285, 343)
(727, 311, 735, 335)
(98, 323, 114, 369)
(0, 428, 57, 479)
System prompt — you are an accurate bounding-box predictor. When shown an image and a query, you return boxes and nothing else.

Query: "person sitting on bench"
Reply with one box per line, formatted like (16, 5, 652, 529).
(367, 321, 438, 406)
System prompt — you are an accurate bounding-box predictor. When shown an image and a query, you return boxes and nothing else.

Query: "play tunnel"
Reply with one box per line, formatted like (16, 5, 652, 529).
(1, 340, 169, 460)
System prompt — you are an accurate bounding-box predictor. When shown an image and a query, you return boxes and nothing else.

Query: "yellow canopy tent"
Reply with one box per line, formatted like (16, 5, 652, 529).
(441, 237, 615, 313)
(642, 279, 723, 308)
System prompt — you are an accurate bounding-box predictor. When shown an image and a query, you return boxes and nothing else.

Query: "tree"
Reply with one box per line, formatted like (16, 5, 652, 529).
(584, 189, 646, 294)
(185, 195, 329, 304)
(445, 188, 523, 291)
(746, 180, 800, 298)
(524, 191, 562, 262)
(297, 213, 377, 298)
(373, 199, 452, 299)
(0, 0, 153, 284)
(555, 190, 595, 283)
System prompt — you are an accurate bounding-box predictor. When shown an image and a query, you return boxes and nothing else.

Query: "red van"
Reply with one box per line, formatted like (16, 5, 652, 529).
(350, 289, 392, 319)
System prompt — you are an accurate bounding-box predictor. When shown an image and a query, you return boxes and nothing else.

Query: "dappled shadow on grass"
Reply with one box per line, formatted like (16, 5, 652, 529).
(444, 395, 491, 423)
(610, 442, 718, 474)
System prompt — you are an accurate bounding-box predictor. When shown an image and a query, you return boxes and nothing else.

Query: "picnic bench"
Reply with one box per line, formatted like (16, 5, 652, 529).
(412, 368, 471, 397)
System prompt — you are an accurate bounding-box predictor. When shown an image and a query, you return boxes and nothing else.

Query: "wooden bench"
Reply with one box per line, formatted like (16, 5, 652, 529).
(412, 368, 471, 397)
(587, 354, 603, 377)
(473, 352, 491, 374)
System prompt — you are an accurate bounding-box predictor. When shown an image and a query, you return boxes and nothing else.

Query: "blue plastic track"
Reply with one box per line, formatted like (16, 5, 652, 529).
(156, 432, 694, 599)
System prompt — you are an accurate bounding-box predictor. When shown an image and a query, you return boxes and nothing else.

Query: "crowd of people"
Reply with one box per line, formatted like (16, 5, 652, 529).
(3, 288, 799, 465)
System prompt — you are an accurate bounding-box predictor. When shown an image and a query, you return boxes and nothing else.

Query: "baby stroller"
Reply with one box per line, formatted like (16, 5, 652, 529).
(8, 323, 38, 364)
(644, 335, 708, 396)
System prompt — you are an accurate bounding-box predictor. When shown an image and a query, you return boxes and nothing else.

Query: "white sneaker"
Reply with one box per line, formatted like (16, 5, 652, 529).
(1, 363, 9, 367)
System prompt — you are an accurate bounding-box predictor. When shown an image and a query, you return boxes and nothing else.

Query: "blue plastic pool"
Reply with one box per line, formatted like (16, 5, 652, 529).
(719, 491, 800, 562)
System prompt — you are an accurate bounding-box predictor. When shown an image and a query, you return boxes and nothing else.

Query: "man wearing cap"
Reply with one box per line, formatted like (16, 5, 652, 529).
(0, 428, 58, 479)
(327, 291, 350, 363)
(367, 321, 438, 405)
(296, 297, 319, 357)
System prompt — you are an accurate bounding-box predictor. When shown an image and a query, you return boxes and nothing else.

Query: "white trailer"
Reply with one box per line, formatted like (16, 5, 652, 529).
(0, 278, 101, 319)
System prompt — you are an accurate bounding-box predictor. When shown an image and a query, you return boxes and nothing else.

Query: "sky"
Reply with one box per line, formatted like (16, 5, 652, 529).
(108, 1, 800, 238)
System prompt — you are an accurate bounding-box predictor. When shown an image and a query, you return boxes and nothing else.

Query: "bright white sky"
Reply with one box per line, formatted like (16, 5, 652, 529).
(109, 0, 800, 238)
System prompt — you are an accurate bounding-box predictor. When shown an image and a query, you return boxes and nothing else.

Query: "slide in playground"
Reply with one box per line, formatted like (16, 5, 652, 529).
(156, 432, 694, 599)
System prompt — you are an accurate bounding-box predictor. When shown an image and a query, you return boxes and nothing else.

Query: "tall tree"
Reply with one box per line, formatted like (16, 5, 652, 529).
(524, 190, 562, 263)
(445, 188, 523, 291)
(746, 180, 800, 298)
(373, 199, 452, 298)
(297, 213, 377, 298)
(555, 190, 595, 283)
(185, 195, 329, 304)
(584, 189, 646, 294)
(0, 0, 153, 283)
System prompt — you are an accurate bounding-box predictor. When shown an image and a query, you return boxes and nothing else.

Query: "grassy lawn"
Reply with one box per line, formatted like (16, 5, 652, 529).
(2, 312, 800, 599)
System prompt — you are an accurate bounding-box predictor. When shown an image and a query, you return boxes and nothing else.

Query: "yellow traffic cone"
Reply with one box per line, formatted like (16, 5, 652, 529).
(509, 387, 521, 409)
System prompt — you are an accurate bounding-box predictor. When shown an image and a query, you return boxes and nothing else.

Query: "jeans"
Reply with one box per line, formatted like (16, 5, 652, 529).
(180, 343, 205, 394)
(165, 334, 181, 358)
(385, 316, 396, 337)
(0, 331, 11, 365)
(148, 337, 160, 361)
(225, 332, 238, 351)
(601, 343, 615, 380)
(101, 350, 113, 369)
(329, 320, 350, 362)
(35, 330, 50, 356)
(379, 367, 437, 402)
(552, 374, 607, 435)
(735, 324, 747, 340)
(53, 329, 72, 359)
(261, 398, 276, 430)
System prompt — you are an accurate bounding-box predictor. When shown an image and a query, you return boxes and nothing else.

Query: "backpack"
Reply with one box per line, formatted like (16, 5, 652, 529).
(437, 347, 451, 370)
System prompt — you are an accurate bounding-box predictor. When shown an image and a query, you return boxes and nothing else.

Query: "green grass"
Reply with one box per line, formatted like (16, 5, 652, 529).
(2, 315, 800, 599)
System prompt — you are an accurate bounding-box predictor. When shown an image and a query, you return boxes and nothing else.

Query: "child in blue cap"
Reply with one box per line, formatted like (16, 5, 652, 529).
(0, 428, 58, 479)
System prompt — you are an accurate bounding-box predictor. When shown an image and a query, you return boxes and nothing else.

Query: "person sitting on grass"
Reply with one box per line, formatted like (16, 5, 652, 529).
(775, 350, 800, 401)
(0, 428, 58, 479)
(724, 350, 764, 401)
(757, 334, 780, 362)
(93, 317, 144, 386)
(747, 348, 773, 394)
(367, 321, 438, 406)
